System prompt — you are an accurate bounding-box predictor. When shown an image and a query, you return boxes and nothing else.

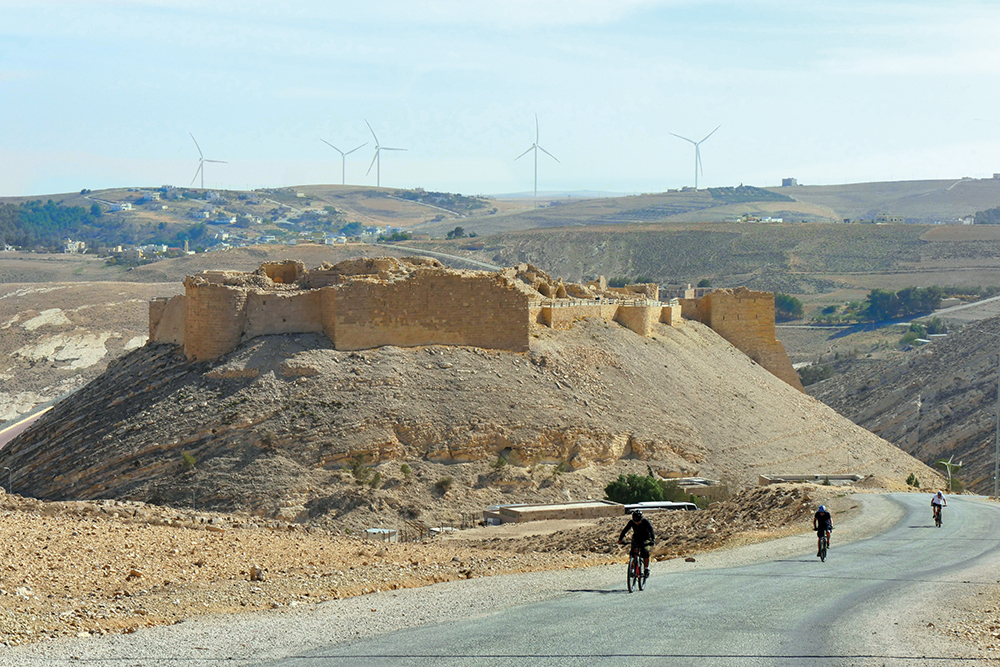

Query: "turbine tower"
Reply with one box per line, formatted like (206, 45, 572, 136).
(364, 120, 406, 188)
(515, 114, 559, 202)
(320, 139, 367, 185)
(669, 125, 720, 189)
(189, 134, 227, 189)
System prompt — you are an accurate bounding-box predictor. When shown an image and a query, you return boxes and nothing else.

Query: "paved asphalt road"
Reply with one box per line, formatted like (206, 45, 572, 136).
(264, 494, 998, 667)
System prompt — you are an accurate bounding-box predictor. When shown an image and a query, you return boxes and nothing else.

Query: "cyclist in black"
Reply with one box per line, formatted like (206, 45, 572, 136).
(618, 509, 655, 580)
(813, 504, 833, 558)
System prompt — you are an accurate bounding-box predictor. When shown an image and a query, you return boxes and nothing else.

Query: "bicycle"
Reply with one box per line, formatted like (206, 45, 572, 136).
(626, 544, 646, 593)
(933, 505, 943, 528)
(818, 531, 830, 562)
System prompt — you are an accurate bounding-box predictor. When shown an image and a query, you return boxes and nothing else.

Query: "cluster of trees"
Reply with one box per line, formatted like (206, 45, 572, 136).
(604, 472, 704, 507)
(974, 206, 1000, 225)
(0, 200, 133, 250)
(774, 293, 804, 321)
(863, 286, 943, 321)
(395, 188, 489, 213)
(809, 286, 948, 325)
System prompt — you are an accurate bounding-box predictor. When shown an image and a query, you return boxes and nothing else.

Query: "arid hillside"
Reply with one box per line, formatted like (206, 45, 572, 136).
(1, 313, 937, 532)
(406, 222, 1000, 296)
(0, 246, 422, 424)
(807, 314, 1000, 494)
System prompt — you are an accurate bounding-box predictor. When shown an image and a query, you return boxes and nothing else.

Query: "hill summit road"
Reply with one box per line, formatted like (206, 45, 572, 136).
(0, 494, 994, 666)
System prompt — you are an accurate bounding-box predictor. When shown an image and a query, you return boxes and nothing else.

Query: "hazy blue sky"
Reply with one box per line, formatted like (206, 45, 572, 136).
(2, 0, 999, 196)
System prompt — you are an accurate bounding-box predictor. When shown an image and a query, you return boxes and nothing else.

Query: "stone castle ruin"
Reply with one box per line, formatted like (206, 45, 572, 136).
(149, 256, 802, 390)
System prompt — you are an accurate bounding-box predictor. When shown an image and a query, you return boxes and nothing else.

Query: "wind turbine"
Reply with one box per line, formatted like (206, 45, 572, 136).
(669, 125, 721, 189)
(189, 134, 227, 189)
(515, 114, 559, 202)
(320, 139, 367, 185)
(936, 455, 963, 492)
(364, 120, 406, 187)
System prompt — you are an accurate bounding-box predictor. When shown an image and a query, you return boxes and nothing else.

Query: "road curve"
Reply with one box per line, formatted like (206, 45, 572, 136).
(265, 494, 996, 666)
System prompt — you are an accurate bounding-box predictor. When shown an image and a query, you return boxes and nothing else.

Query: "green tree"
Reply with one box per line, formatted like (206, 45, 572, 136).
(604, 473, 665, 504)
(90, 203, 102, 217)
(774, 294, 804, 321)
(697, 278, 712, 288)
(446, 226, 466, 240)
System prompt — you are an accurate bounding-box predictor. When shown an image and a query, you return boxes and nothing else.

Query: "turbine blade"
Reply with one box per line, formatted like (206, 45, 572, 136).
(320, 139, 344, 155)
(537, 145, 559, 163)
(696, 147, 703, 176)
(535, 113, 539, 143)
(669, 133, 696, 144)
(190, 133, 204, 159)
(514, 146, 534, 161)
(381, 147, 406, 151)
(699, 124, 721, 144)
(364, 119, 380, 146)
(345, 142, 367, 155)
(366, 149, 379, 176)
(190, 163, 203, 186)
(205, 160, 227, 163)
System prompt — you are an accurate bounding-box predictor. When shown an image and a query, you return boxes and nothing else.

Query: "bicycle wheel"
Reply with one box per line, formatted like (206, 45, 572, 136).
(637, 560, 646, 591)
(935, 509, 942, 528)
(627, 553, 637, 593)
(819, 535, 827, 562)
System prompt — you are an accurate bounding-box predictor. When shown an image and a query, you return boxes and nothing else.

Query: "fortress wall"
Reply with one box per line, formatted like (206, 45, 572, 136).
(660, 302, 681, 327)
(183, 278, 250, 362)
(678, 298, 702, 321)
(320, 288, 339, 345)
(333, 271, 530, 352)
(699, 289, 804, 392)
(149, 298, 167, 339)
(541, 302, 604, 330)
(149, 295, 186, 345)
(260, 260, 304, 285)
(529, 304, 545, 327)
(244, 290, 325, 340)
(614, 304, 661, 337)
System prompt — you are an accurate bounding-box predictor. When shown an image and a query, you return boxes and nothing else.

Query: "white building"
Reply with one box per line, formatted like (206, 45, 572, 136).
(63, 239, 86, 254)
(111, 202, 133, 211)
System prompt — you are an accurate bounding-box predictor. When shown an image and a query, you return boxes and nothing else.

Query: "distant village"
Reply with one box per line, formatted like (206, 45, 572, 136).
(19, 185, 426, 263)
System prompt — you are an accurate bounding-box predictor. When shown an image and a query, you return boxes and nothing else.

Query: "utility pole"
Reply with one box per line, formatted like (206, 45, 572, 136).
(995, 347, 999, 497)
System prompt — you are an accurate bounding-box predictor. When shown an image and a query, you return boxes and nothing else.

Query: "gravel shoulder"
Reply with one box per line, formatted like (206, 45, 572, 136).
(0, 490, 904, 667)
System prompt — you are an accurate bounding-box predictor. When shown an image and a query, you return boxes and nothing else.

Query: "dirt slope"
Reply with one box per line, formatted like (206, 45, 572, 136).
(1, 316, 937, 531)
(807, 315, 1000, 494)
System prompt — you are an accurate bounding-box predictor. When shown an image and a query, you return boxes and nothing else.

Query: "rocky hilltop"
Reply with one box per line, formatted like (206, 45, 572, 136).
(808, 315, 1000, 494)
(1, 304, 935, 530)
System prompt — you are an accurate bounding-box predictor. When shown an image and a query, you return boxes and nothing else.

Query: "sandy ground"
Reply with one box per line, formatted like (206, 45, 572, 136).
(0, 483, 850, 648)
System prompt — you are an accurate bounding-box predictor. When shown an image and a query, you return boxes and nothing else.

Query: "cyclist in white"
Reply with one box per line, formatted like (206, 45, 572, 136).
(931, 491, 946, 524)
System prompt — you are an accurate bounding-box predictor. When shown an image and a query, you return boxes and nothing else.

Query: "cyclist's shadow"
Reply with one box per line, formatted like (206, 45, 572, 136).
(565, 589, 632, 595)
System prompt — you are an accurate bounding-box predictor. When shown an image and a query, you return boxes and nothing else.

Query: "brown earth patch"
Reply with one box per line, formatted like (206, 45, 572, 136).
(0, 484, 849, 647)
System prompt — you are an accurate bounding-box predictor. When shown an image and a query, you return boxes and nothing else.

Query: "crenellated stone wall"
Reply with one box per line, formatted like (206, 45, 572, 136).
(332, 270, 530, 352)
(148, 258, 798, 390)
(682, 288, 804, 391)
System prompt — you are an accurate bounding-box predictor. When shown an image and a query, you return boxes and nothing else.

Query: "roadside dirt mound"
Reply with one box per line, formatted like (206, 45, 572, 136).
(466, 485, 819, 559)
(1, 314, 936, 532)
(807, 315, 1000, 494)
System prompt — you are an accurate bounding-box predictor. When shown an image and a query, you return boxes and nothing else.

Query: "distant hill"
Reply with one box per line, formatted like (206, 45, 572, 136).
(403, 222, 1000, 296)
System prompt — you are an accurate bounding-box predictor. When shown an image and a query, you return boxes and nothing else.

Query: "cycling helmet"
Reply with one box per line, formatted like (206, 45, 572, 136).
(818, 505, 826, 512)
(631, 510, 643, 521)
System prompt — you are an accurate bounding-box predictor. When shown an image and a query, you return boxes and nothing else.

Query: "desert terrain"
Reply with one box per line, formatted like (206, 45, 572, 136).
(0, 482, 846, 647)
